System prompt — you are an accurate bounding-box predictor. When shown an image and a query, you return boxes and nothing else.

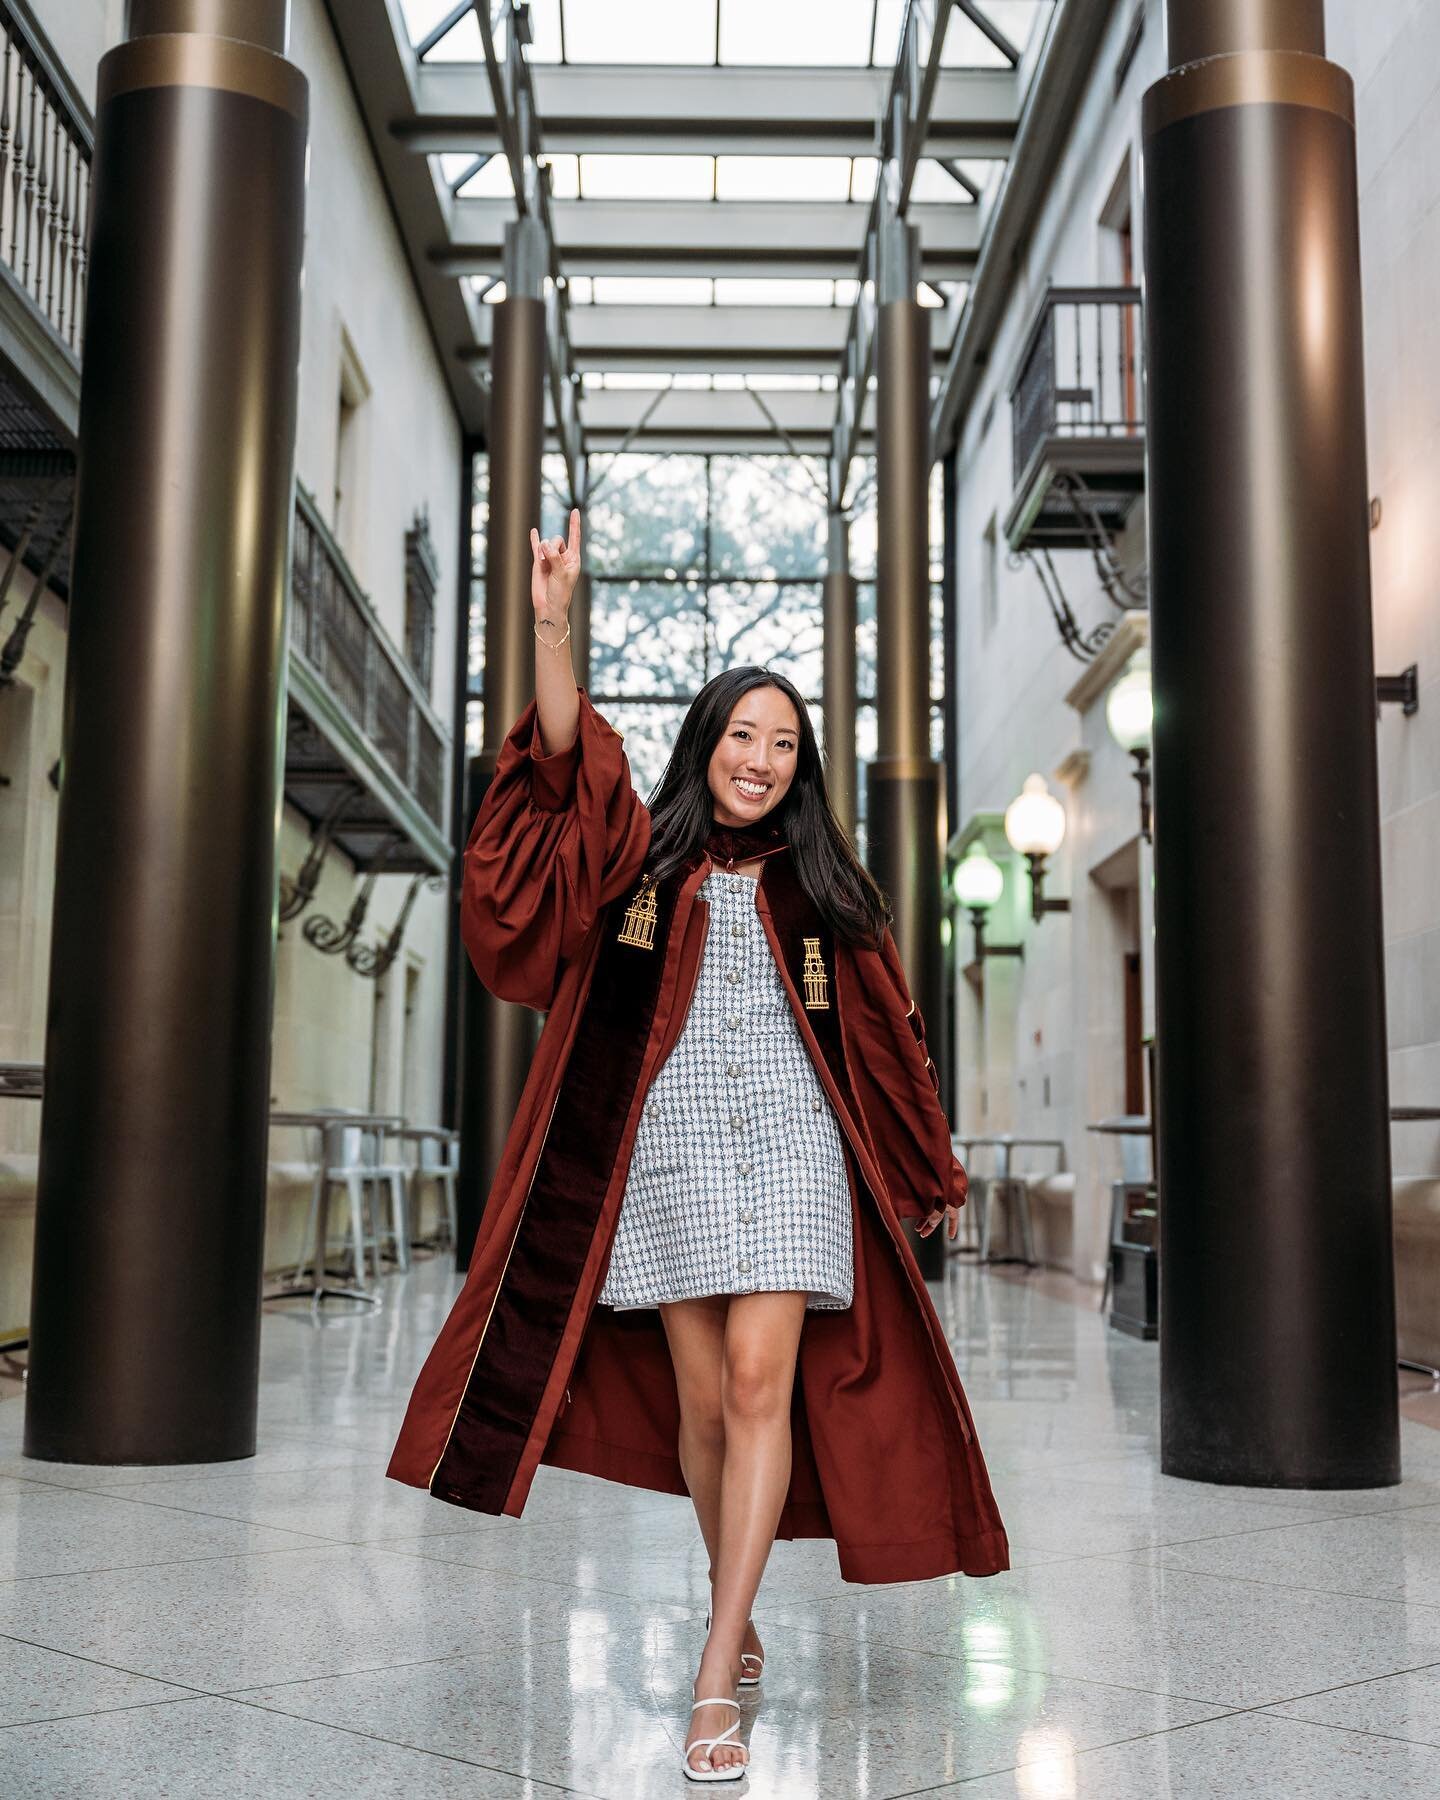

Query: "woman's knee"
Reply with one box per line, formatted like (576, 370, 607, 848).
(679, 1383, 726, 1446)
(721, 1351, 792, 1424)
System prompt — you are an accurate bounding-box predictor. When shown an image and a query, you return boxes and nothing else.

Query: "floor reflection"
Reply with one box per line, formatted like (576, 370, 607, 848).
(2, 1249, 1439, 1795)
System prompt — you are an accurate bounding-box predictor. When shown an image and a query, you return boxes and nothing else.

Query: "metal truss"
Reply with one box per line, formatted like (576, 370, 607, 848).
(1008, 468, 1147, 663)
(1052, 471, 1149, 609)
(471, 0, 586, 505)
(830, 0, 959, 511)
(1010, 544, 1117, 664)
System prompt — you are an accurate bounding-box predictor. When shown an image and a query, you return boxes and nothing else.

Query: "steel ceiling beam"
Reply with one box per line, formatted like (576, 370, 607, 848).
(930, 0, 1117, 458)
(325, 0, 1032, 454)
(400, 61, 1020, 157)
(494, 302, 959, 371)
(472, 0, 585, 501)
(828, 0, 958, 510)
(437, 197, 980, 280)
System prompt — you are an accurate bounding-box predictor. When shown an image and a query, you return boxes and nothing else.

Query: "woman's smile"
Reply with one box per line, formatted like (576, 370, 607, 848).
(707, 686, 799, 827)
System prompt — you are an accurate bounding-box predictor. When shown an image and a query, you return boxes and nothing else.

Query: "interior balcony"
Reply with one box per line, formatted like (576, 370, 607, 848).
(1003, 285, 1145, 554)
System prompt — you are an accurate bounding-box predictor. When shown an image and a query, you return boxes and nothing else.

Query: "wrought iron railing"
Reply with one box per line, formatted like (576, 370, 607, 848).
(0, 1, 91, 360)
(290, 485, 448, 828)
(1011, 287, 1143, 485)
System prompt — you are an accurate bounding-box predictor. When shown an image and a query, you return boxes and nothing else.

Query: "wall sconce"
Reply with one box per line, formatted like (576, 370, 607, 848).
(1004, 774, 1070, 922)
(952, 840, 1023, 964)
(1105, 656, 1153, 842)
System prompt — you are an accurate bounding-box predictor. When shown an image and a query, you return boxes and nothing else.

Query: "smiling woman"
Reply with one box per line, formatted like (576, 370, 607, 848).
(388, 500, 1006, 1784)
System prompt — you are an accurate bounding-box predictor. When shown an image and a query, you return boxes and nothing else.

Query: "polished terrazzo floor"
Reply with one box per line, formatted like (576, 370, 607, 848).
(5, 1253, 1440, 1796)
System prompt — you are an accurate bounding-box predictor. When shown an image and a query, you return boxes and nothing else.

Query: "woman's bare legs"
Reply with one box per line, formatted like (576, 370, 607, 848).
(659, 1298, 766, 1670)
(660, 1289, 809, 1774)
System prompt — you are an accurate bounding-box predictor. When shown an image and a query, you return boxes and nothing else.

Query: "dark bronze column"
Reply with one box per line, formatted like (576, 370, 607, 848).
(870, 217, 945, 1278)
(442, 434, 483, 1149)
(1143, 0, 1397, 1485)
(822, 508, 858, 838)
(570, 564, 593, 695)
(26, 0, 306, 1462)
(457, 221, 546, 1265)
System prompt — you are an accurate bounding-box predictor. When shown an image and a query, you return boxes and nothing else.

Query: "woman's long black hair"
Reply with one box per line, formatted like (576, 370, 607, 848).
(640, 665, 891, 951)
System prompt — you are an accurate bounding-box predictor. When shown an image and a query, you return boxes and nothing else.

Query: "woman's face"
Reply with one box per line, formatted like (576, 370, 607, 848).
(706, 685, 801, 828)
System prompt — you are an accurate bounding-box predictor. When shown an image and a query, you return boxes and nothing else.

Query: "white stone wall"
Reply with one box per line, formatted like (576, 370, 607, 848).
(951, 0, 1165, 1284)
(1327, 0, 1440, 1182)
(953, 0, 1440, 1281)
(2, 0, 462, 1314)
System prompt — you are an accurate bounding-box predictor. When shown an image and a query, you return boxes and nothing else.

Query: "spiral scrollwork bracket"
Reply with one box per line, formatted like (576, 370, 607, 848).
(279, 784, 365, 923)
(348, 871, 446, 980)
(303, 831, 407, 956)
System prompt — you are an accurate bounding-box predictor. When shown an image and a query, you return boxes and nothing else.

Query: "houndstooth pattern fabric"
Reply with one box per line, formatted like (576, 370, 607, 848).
(596, 866, 855, 1312)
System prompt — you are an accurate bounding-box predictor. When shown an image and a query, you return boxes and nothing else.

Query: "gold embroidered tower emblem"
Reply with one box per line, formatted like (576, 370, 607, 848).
(616, 873, 659, 949)
(801, 936, 830, 1009)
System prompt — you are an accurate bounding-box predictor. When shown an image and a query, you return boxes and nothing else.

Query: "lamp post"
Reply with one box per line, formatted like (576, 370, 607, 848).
(1106, 658, 1154, 841)
(1004, 775, 1070, 923)
(953, 840, 1023, 964)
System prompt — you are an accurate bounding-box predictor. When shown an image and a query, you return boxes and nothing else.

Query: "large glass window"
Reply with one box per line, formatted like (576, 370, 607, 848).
(405, 1, 1055, 70)
(467, 451, 946, 851)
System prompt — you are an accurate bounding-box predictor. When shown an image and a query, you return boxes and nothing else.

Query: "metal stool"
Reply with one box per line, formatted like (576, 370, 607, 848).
(294, 1119, 381, 1291)
(366, 1123, 412, 1272)
(418, 1129, 460, 1250)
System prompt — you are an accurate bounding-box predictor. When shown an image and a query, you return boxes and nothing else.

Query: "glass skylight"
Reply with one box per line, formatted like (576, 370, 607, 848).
(714, 156, 853, 202)
(558, 0, 718, 64)
(540, 154, 582, 199)
(579, 372, 832, 390)
(575, 278, 857, 308)
(440, 153, 515, 199)
(718, 0, 878, 65)
(405, 0, 1053, 70)
(578, 154, 715, 199)
(589, 276, 716, 306)
(713, 278, 845, 307)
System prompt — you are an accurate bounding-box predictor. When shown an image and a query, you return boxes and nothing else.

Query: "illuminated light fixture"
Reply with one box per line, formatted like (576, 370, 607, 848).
(1004, 774, 1070, 923)
(1105, 656, 1153, 842)
(952, 840, 1022, 965)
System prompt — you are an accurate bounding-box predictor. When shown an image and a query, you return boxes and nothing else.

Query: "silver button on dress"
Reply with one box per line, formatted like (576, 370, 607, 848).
(597, 867, 855, 1313)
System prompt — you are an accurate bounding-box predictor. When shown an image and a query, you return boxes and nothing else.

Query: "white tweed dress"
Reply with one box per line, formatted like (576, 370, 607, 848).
(596, 864, 855, 1313)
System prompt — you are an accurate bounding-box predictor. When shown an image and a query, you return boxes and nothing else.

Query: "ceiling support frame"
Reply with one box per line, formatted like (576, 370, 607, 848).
(830, 0, 956, 513)
(472, 0, 587, 504)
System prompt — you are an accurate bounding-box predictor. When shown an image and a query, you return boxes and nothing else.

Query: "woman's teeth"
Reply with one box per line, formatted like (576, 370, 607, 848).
(734, 778, 769, 798)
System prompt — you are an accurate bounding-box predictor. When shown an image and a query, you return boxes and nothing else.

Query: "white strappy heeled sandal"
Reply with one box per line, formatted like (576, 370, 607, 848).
(683, 1695, 748, 1783)
(705, 1610, 764, 1686)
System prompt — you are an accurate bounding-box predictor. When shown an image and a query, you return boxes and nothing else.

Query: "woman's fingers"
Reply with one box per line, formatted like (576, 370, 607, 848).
(567, 506, 582, 560)
(529, 526, 548, 569)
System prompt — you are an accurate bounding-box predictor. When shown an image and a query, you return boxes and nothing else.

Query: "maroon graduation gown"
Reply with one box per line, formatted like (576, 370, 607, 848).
(387, 688, 1009, 1583)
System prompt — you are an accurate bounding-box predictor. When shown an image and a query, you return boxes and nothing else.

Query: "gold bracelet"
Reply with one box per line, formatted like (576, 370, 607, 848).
(534, 616, 571, 651)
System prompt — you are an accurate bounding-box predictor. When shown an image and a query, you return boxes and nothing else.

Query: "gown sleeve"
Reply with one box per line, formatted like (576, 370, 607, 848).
(459, 686, 652, 1013)
(849, 926, 969, 1222)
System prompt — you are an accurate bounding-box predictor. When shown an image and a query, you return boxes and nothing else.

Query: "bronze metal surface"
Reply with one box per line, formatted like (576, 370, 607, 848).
(1142, 88, 1396, 1486)
(875, 299, 932, 765)
(126, 0, 287, 50)
(460, 295, 545, 1260)
(100, 28, 306, 119)
(26, 72, 307, 1463)
(1144, 49, 1352, 137)
(822, 568, 858, 837)
(1165, 0, 1324, 66)
(481, 297, 546, 759)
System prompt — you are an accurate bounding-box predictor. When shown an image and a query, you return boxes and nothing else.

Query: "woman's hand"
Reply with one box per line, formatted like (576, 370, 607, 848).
(530, 507, 582, 623)
(916, 1202, 963, 1241)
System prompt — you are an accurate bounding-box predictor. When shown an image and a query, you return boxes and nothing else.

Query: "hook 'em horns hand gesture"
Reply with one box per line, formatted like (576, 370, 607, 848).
(530, 507, 583, 624)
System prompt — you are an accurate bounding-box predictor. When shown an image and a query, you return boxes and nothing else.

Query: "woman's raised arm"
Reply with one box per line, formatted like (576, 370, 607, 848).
(531, 507, 583, 757)
(459, 509, 650, 1012)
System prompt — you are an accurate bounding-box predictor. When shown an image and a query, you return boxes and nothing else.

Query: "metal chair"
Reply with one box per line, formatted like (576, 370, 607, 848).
(1099, 1117, 1154, 1313)
(365, 1123, 412, 1272)
(417, 1129, 460, 1250)
(293, 1118, 380, 1291)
